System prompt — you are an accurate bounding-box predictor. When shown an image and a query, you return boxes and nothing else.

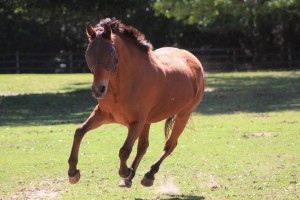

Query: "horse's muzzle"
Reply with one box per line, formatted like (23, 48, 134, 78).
(91, 84, 107, 99)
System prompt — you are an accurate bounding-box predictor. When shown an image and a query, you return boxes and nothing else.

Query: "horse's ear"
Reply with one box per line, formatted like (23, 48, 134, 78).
(86, 23, 96, 41)
(102, 24, 111, 40)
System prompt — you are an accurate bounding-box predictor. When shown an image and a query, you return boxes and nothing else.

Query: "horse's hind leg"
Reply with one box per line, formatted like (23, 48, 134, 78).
(119, 124, 150, 188)
(141, 113, 191, 187)
(68, 105, 108, 184)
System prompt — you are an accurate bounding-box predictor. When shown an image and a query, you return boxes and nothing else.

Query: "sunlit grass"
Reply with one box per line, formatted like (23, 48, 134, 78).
(0, 74, 92, 95)
(0, 71, 299, 199)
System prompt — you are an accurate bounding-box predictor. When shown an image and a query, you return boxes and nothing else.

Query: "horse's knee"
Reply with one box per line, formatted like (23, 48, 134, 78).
(74, 127, 86, 138)
(119, 147, 132, 160)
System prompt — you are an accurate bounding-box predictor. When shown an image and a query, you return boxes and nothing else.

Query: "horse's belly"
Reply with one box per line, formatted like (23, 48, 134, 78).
(146, 78, 197, 123)
(147, 100, 191, 123)
(147, 108, 177, 123)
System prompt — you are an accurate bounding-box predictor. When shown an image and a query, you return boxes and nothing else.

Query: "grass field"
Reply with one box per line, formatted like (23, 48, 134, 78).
(0, 71, 299, 199)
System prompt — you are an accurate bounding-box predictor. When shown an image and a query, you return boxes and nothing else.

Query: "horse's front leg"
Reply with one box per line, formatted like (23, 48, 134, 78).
(118, 121, 145, 187)
(68, 105, 109, 184)
(118, 124, 150, 188)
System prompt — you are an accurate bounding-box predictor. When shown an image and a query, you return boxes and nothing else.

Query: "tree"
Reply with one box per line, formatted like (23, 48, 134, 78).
(153, 0, 300, 50)
(0, 0, 182, 53)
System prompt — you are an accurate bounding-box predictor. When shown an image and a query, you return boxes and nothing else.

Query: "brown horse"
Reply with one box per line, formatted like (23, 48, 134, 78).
(68, 18, 205, 188)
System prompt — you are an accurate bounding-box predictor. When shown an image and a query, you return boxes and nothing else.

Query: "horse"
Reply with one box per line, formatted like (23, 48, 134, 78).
(68, 18, 205, 188)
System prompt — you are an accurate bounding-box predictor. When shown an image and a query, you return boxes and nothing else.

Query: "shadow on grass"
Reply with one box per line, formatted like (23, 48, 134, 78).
(0, 73, 299, 126)
(197, 74, 300, 114)
(0, 89, 95, 126)
(135, 194, 205, 200)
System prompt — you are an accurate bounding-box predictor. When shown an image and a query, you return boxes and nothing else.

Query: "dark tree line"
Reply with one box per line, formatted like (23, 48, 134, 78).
(0, 0, 185, 53)
(154, 0, 300, 53)
(1, 0, 299, 55)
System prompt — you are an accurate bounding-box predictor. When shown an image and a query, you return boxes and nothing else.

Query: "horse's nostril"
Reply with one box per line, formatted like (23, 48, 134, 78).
(100, 85, 106, 94)
(91, 85, 106, 98)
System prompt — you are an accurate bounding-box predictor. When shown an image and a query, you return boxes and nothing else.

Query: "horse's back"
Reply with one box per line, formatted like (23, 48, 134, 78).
(154, 47, 205, 95)
(154, 47, 203, 75)
(146, 47, 205, 122)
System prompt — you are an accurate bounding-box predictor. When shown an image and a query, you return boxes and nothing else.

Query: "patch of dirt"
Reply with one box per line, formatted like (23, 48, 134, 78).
(252, 113, 270, 118)
(193, 173, 220, 190)
(281, 120, 299, 124)
(10, 189, 59, 200)
(251, 132, 274, 138)
(242, 132, 275, 139)
(3, 177, 67, 200)
(207, 175, 219, 189)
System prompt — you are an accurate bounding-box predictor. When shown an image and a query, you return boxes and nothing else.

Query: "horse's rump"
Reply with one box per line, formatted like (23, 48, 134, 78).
(149, 47, 205, 115)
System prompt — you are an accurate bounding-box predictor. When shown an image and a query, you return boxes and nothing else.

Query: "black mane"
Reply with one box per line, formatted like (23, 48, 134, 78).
(97, 18, 153, 52)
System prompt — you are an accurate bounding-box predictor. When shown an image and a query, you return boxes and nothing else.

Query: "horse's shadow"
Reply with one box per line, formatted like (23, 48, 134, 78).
(135, 194, 205, 200)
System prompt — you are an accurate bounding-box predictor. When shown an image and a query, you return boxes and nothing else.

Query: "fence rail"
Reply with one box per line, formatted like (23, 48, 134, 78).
(189, 48, 300, 71)
(0, 51, 87, 73)
(0, 48, 299, 73)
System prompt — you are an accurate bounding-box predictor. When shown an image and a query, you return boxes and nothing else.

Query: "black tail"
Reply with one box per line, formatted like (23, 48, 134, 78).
(164, 116, 176, 140)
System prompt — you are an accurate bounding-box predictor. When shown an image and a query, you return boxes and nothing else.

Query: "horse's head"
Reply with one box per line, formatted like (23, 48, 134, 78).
(85, 23, 118, 99)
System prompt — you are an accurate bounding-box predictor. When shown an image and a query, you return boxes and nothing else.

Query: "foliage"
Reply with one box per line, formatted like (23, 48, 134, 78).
(0, 0, 180, 52)
(0, 0, 300, 63)
(0, 72, 299, 199)
(154, 0, 300, 50)
(154, 0, 299, 27)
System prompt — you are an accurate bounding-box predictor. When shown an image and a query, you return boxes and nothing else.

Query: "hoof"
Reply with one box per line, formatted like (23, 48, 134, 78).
(141, 176, 154, 187)
(68, 170, 81, 184)
(118, 179, 132, 188)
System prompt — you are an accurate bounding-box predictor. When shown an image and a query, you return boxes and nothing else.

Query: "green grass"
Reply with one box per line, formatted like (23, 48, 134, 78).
(0, 71, 299, 199)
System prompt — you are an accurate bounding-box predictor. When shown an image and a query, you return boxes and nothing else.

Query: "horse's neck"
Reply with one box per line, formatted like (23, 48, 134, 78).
(108, 36, 150, 100)
(114, 35, 148, 66)
(112, 35, 150, 81)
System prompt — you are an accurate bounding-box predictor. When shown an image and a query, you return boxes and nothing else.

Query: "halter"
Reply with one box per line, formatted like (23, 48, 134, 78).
(85, 32, 118, 72)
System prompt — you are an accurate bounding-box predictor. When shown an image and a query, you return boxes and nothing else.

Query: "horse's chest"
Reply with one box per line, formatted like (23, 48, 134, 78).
(102, 103, 130, 126)
(112, 111, 128, 125)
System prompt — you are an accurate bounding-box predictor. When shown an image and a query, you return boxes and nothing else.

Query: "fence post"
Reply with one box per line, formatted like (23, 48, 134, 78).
(232, 48, 237, 71)
(16, 51, 20, 73)
(69, 51, 73, 73)
(288, 45, 292, 68)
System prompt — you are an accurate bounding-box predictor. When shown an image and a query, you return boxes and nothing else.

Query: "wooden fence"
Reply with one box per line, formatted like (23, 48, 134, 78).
(0, 48, 299, 73)
(189, 48, 300, 71)
(0, 51, 87, 73)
